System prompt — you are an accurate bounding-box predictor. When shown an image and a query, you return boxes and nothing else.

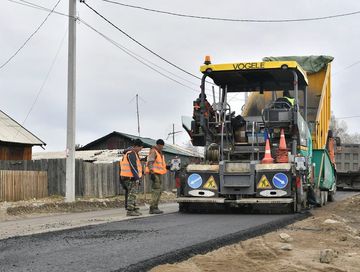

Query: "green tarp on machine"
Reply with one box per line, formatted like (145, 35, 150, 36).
(263, 55, 334, 74)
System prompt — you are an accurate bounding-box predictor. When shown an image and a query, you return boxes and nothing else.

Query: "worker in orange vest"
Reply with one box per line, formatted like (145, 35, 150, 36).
(146, 139, 167, 214)
(120, 139, 144, 216)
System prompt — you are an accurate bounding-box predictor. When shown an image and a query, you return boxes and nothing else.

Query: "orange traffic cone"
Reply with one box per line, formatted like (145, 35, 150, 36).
(261, 138, 274, 164)
(276, 129, 289, 163)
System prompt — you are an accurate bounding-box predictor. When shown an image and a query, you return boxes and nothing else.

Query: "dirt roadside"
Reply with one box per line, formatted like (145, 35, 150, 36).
(0, 192, 178, 240)
(0, 191, 176, 221)
(152, 194, 360, 272)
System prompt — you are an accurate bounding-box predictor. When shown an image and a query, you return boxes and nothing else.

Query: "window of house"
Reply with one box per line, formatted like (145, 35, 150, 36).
(345, 163, 350, 171)
(353, 154, 358, 161)
(336, 154, 342, 161)
(354, 163, 358, 171)
(345, 153, 350, 160)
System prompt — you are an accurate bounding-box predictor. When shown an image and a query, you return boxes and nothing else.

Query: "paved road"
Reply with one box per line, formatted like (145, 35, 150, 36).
(0, 192, 357, 272)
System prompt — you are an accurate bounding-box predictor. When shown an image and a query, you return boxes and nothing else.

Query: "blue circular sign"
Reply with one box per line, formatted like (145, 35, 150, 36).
(187, 173, 203, 189)
(272, 173, 288, 189)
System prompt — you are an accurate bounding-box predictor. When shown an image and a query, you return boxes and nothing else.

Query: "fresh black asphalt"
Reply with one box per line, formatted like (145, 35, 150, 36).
(0, 210, 308, 272)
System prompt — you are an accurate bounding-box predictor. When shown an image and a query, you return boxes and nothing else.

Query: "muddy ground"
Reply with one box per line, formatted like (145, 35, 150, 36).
(152, 194, 360, 272)
(0, 191, 176, 220)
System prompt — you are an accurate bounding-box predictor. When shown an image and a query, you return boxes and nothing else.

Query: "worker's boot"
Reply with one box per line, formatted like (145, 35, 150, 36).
(149, 207, 164, 214)
(134, 206, 141, 213)
(127, 210, 142, 216)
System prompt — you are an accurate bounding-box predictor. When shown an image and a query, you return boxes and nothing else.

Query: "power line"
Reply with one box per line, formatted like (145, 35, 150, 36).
(10, 1, 360, 88)
(1, 0, 62, 70)
(80, 0, 206, 83)
(79, 19, 245, 101)
(10, 0, 210, 91)
(9, 1, 206, 93)
(79, 19, 200, 93)
(336, 115, 360, 120)
(100, 0, 360, 23)
(9, 0, 247, 102)
(22, 27, 68, 126)
(333, 59, 360, 76)
(9, 0, 71, 18)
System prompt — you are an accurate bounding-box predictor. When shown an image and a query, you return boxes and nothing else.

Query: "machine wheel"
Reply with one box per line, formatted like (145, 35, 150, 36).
(319, 191, 327, 206)
(293, 197, 302, 213)
(328, 185, 336, 202)
(315, 189, 323, 207)
(293, 188, 304, 213)
(323, 191, 328, 205)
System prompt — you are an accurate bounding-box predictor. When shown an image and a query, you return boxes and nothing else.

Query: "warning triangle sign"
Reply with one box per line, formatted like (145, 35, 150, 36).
(203, 175, 218, 190)
(257, 175, 272, 189)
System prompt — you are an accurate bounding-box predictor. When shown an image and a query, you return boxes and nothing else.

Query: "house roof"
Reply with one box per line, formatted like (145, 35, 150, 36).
(78, 131, 202, 158)
(0, 110, 45, 146)
(33, 149, 151, 163)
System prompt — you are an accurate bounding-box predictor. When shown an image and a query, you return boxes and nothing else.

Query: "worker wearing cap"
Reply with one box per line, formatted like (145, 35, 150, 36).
(120, 139, 144, 216)
(146, 139, 167, 214)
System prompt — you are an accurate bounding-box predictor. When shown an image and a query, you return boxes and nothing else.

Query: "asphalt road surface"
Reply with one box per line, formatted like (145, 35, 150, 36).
(0, 191, 356, 272)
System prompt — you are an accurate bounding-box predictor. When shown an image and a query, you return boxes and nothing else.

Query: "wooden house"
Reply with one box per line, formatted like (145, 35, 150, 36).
(0, 110, 46, 160)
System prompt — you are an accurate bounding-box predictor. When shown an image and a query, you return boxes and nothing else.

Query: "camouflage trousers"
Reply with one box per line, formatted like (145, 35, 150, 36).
(150, 174, 163, 210)
(122, 178, 140, 211)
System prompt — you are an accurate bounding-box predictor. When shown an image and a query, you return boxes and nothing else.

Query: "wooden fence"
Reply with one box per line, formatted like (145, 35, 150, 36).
(0, 159, 176, 200)
(0, 170, 48, 201)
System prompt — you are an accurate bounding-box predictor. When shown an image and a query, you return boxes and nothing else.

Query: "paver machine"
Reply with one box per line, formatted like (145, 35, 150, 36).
(178, 56, 337, 212)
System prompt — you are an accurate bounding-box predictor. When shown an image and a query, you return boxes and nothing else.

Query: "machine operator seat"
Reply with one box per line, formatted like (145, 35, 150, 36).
(262, 99, 294, 128)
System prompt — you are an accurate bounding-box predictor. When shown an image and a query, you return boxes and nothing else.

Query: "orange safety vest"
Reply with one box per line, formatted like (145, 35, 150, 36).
(145, 149, 167, 175)
(120, 151, 143, 178)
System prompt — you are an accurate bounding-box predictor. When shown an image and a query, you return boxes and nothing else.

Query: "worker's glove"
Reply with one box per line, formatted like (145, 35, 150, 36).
(150, 173, 156, 182)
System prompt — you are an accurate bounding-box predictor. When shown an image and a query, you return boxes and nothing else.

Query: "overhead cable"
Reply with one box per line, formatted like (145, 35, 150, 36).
(8, 0, 227, 98)
(10, 0, 211, 89)
(81, 0, 207, 83)
(333, 60, 360, 76)
(79, 19, 200, 93)
(22, 28, 68, 126)
(336, 115, 360, 119)
(80, 19, 247, 101)
(100, 0, 360, 23)
(79, 19, 244, 102)
(9, 0, 71, 18)
(1, 0, 62, 70)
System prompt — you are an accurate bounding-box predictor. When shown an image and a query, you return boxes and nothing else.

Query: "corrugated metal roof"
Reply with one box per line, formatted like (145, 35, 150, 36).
(79, 131, 202, 158)
(33, 149, 152, 163)
(0, 110, 45, 146)
(116, 132, 202, 158)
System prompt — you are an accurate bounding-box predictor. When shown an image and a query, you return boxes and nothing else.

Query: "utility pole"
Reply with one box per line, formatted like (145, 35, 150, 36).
(136, 94, 140, 136)
(65, 0, 76, 203)
(167, 123, 182, 145)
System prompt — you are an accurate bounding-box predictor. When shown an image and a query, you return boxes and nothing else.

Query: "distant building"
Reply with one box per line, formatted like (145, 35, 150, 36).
(77, 131, 202, 165)
(0, 110, 46, 160)
(336, 143, 360, 172)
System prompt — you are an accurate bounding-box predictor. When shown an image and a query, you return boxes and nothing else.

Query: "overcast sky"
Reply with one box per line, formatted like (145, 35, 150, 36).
(1, 0, 359, 152)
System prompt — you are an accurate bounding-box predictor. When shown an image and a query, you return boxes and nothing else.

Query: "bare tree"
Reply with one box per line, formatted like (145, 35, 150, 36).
(330, 114, 360, 144)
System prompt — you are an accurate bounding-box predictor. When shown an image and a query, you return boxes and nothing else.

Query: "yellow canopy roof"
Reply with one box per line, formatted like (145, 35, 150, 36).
(200, 61, 308, 92)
